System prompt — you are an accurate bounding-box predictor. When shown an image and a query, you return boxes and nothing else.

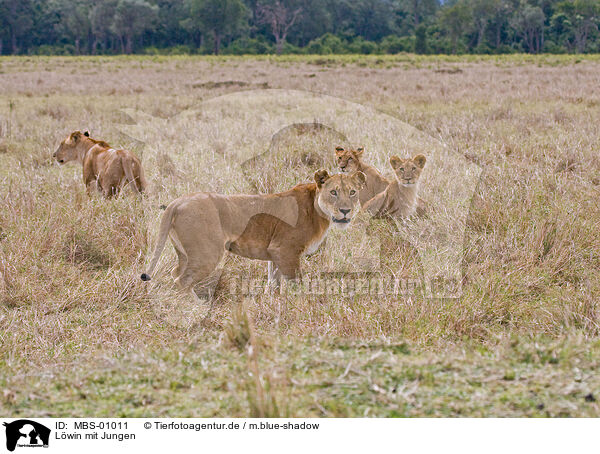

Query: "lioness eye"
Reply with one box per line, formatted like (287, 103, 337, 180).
(338, 157, 342, 160)
(350, 190, 356, 196)
(348, 158, 353, 162)
(330, 190, 337, 196)
(412, 166, 416, 170)
(399, 167, 404, 171)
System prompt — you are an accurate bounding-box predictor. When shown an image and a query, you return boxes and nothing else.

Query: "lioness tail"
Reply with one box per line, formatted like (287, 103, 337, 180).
(141, 202, 176, 281)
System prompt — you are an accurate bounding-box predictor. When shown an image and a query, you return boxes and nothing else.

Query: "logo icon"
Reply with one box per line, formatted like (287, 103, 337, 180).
(3, 420, 50, 452)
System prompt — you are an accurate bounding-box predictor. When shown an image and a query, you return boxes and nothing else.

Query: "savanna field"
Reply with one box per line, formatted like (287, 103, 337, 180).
(1, 54, 600, 417)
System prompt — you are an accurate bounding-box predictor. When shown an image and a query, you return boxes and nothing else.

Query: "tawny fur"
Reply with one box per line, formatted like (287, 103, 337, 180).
(362, 154, 426, 219)
(335, 147, 389, 206)
(54, 130, 146, 198)
(141, 170, 366, 299)
(335, 146, 427, 216)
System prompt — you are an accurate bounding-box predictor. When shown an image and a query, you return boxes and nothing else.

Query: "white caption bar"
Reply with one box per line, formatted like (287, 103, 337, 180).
(0, 418, 596, 454)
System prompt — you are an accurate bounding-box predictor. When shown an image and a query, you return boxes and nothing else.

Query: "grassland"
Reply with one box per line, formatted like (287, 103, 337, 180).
(1, 54, 599, 417)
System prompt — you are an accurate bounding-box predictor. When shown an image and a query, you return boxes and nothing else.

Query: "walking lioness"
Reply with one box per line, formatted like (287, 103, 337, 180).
(141, 170, 366, 298)
(53, 130, 146, 198)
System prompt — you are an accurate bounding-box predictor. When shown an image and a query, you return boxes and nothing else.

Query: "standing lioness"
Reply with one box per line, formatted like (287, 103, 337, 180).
(54, 130, 146, 198)
(141, 170, 366, 298)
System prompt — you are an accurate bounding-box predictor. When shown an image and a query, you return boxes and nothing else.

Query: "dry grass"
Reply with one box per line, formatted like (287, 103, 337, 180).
(0, 55, 599, 417)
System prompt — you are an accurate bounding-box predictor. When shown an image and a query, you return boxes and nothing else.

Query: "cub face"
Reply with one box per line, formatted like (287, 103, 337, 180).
(335, 146, 364, 174)
(314, 169, 366, 230)
(389, 154, 426, 187)
(53, 130, 89, 164)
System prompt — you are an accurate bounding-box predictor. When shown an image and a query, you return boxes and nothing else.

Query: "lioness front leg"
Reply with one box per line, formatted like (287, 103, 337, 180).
(271, 255, 301, 283)
(267, 261, 280, 288)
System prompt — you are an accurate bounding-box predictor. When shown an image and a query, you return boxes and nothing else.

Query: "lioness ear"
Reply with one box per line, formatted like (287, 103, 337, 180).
(83, 130, 90, 137)
(314, 169, 330, 188)
(413, 154, 426, 169)
(335, 146, 345, 157)
(352, 171, 366, 189)
(390, 155, 402, 169)
(355, 147, 364, 157)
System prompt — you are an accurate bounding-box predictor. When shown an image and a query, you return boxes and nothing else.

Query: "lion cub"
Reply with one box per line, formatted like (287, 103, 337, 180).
(362, 154, 426, 219)
(335, 146, 389, 206)
(54, 130, 146, 198)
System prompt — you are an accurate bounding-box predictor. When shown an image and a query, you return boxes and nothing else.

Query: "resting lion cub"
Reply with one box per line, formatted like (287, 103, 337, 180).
(54, 130, 146, 198)
(141, 170, 366, 298)
(362, 154, 426, 219)
(336, 146, 427, 216)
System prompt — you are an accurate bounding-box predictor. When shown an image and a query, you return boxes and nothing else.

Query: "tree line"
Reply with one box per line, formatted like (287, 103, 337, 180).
(1, 0, 599, 56)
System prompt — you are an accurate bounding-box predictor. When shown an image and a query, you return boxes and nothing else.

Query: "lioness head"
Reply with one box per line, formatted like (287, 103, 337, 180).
(390, 154, 426, 187)
(335, 146, 364, 174)
(53, 130, 90, 164)
(314, 169, 366, 229)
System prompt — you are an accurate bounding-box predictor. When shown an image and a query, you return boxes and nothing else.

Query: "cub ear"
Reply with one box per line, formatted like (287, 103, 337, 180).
(355, 147, 364, 157)
(352, 171, 366, 189)
(71, 131, 82, 141)
(413, 154, 426, 169)
(390, 155, 402, 170)
(314, 169, 330, 188)
(83, 130, 90, 137)
(335, 146, 345, 157)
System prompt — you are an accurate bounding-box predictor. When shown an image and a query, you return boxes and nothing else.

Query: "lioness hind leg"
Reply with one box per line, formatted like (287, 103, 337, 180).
(171, 215, 225, 301)
(170, 233, 188, 280)
(103, 185, 119, 199)
(85, 181, 97, 197)
(175, 255, 223, 297)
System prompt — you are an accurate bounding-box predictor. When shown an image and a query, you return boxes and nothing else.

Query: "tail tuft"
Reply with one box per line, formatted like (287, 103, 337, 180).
(140, 273, 151, 281)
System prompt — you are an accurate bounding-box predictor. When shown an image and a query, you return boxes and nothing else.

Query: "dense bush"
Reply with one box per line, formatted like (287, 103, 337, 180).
(380, 35, 414, 54)
(3, 0, 600, 56)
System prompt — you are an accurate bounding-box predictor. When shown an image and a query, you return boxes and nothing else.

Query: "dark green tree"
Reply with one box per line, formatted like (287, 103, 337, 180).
(439, 0, 473, 53)
(257, 0, 302, 54)
(154, 0, 192, 49)
(403, 0, 439, 27)
(0, 0, 34, 54)
(469, 0, 495, 48)
(511, 3, 545, 52)
(188, 0, 248, 54)
(0, 1, 8, 54)
(415, 23, 428, 52)
(111, 0, 158, 54)
(90, 0, 119, 53)
(352, 0, 395, 40)
(555, 0, 599, 52)
(287, 0, 331, 47)
(488, 0, 513, 49)
(51, 0, 92, 54)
